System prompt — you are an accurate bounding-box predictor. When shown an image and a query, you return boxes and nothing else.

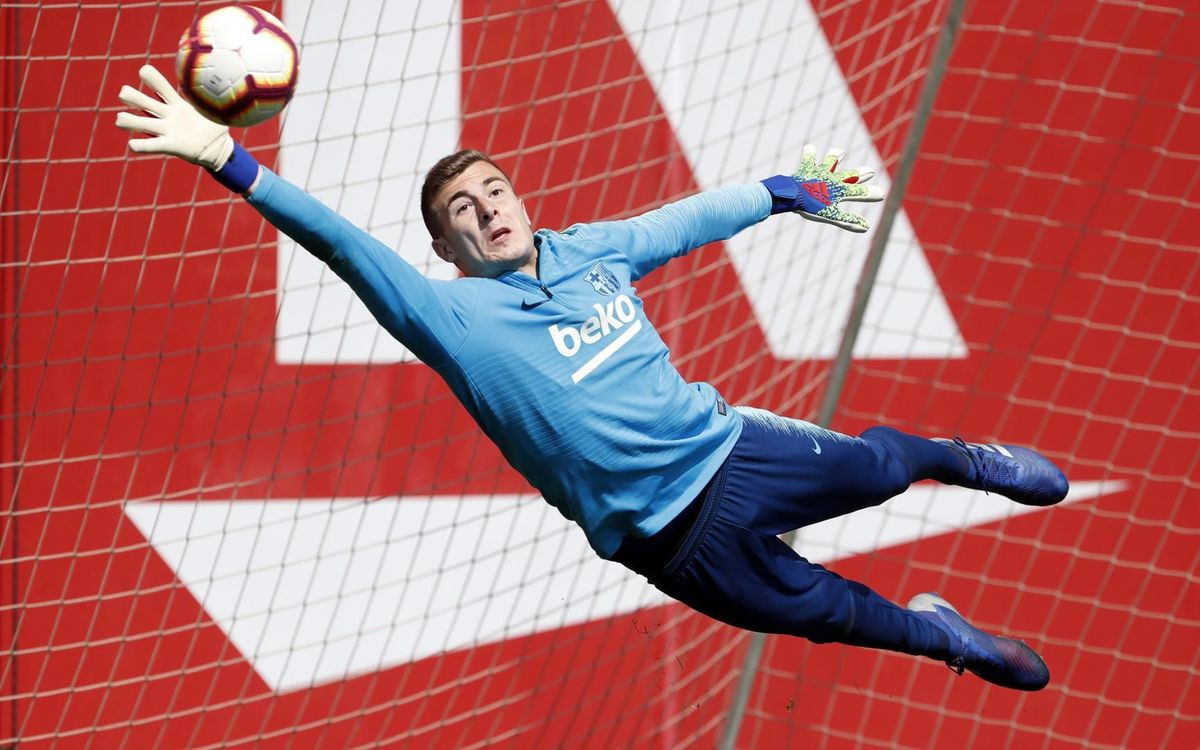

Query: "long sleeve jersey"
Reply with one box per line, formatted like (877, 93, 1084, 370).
(248, 168, 773, 558)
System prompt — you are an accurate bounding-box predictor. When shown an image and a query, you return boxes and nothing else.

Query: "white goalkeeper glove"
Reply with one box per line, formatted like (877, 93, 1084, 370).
(115, 64, 234, 170)
(761, 144, 885, 233)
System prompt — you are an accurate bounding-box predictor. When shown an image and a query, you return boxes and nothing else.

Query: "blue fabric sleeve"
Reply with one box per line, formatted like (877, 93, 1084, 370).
(246, 168, 473, 365)
(567, 183, 772, 280)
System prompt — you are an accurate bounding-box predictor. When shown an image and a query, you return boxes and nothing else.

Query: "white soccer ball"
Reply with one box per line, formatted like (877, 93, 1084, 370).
(175, 5, 299, 128)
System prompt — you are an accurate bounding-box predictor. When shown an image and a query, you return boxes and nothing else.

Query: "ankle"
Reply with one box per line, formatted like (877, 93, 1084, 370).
(862, 426, 969, 484)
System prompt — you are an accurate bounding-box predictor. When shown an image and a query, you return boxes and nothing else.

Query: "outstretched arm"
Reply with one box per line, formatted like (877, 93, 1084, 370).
(589, 144, 884, 280)
(114, 65, 470, 364)
(600, 183, 772, 281)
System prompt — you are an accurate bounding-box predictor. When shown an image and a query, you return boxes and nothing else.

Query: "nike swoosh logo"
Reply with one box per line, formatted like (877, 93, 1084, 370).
(810, 434, 822, 455)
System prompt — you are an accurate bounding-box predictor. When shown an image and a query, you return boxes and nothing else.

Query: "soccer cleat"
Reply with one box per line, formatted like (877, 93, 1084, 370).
(908, 592, 1050, 691)
(937, 437, 1069, 506)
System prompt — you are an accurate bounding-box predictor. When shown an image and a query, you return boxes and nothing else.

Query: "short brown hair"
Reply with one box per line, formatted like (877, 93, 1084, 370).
(420, 149, 513, 239)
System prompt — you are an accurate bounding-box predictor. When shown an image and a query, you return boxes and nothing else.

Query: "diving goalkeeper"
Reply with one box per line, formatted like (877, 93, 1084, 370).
(117, 65, 1069, 691)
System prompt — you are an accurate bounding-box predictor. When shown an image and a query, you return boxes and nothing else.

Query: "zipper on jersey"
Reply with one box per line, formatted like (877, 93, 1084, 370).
(509, 265, 579, 310)
(539, 281, 580, 310)
(535, 249, 553, 300)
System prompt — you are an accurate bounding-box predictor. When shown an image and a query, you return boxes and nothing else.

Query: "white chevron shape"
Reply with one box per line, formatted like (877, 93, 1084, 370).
(612, 0, 967, 360)
(124, 480, 1123, 693)
(275, 0, 462, 364)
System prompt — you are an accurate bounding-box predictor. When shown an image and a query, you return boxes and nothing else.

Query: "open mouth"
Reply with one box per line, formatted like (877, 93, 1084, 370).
(490, 228, 511, 242)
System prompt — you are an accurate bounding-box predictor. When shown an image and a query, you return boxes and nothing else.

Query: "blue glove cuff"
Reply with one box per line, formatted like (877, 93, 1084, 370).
(208, 141, 260, 195)
(761, 174, 801, 214)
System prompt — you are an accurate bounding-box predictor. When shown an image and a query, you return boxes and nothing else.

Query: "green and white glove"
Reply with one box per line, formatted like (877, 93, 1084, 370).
(761, 144, 885, 233)
(115, 64, 260, 193)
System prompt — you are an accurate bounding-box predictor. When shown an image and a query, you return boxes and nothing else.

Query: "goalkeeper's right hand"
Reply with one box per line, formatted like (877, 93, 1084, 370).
(115, 65, 233, 170)
(115, 64, 259, 194)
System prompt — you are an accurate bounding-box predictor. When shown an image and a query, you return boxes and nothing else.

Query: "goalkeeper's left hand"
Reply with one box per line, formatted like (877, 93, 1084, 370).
(761, 144, 885, 233)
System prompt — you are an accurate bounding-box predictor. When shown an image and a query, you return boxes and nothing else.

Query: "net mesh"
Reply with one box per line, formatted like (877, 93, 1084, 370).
(1, 0, 1196, 747)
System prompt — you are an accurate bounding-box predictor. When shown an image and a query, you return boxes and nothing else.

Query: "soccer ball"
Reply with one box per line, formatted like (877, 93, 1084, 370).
(175, 5, 299, 128)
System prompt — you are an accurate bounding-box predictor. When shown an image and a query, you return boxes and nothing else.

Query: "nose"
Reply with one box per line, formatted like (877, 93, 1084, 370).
(479, 198, 498, 225)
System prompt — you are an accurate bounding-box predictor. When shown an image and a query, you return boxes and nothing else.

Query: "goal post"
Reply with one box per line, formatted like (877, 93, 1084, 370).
(722, 0, 968, 745)
(2, 1, 1197, 747)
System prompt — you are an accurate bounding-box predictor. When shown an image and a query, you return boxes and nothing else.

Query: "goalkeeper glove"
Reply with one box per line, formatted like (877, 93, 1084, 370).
(115, 64, 260, 194)
(761, 144, 884, 233)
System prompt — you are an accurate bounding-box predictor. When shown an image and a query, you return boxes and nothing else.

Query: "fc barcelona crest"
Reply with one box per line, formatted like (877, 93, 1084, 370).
(584, 261, 619, 295)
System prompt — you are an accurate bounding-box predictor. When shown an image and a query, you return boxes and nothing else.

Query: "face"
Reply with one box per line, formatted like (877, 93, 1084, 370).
(431, 160, 536, 278)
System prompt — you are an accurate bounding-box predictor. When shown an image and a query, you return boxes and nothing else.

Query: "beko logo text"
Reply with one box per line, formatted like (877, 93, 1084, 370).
(548, 294, 638, 356)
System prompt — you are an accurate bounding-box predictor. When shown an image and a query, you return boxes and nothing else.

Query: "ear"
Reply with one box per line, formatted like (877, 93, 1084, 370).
(431, 238, 454, 264)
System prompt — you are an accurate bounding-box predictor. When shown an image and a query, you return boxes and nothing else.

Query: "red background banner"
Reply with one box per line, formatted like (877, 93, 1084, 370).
(2, 0, 1197, 746)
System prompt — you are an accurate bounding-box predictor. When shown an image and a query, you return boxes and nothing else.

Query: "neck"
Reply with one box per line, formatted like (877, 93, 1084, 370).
(518, 249, 539, 278)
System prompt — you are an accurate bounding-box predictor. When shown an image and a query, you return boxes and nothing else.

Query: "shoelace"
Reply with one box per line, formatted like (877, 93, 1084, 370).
(926, 605, 970, 676)
(952, 436, 990, 495)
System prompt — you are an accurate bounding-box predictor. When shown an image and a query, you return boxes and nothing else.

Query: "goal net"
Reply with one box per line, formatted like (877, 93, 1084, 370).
(2, 0, 1196, 747)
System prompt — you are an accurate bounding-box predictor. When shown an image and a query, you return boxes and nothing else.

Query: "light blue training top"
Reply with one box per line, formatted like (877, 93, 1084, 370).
(249, 168, 773, 558)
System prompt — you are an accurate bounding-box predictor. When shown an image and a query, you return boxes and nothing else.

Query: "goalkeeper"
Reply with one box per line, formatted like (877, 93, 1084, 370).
(117, 65, 1069, 692)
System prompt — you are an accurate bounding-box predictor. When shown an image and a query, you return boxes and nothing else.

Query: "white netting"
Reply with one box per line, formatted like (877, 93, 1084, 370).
(2, 0, 1195, 747)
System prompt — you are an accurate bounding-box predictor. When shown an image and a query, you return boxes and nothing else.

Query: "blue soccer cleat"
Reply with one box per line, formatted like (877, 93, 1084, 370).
(908, 592, 1050, 691)
(937, 437, 1069, 506)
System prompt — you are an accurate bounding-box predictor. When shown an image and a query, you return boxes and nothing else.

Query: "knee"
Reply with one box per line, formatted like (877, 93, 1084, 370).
(785, 575, 859, 644)
(794, 590, 856, 644)
(859, 426, 914, 497)
(861, 426, 907, 456)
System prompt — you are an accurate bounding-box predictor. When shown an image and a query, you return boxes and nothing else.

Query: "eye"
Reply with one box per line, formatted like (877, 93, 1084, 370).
(454, 202, 471, 215)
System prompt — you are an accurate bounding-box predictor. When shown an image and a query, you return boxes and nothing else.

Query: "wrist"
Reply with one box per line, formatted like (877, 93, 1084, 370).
(760, 174, 800, 214)
(208, 141, 261, 195)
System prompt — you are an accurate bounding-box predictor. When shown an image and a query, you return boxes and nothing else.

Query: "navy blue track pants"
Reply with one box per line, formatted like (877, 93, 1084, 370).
(614, 407, 953, 659)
